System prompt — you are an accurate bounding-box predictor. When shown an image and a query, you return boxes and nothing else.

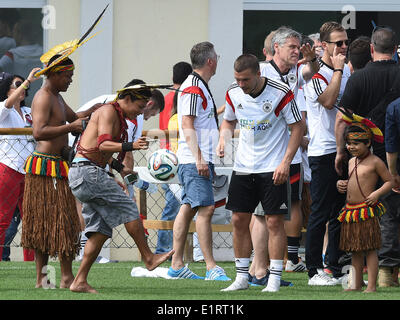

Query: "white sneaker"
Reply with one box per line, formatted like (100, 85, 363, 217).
(285, 259, 307, 272)
(331, 274, 348, 286)
(221, 276, 249, 292)
(308, 269, 336, 286)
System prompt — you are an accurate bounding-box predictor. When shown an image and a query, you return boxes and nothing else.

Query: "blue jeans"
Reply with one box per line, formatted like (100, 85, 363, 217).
(155, 184, 180, 254)
(305, 153, 345, 278)
(2, 207, 21, 261)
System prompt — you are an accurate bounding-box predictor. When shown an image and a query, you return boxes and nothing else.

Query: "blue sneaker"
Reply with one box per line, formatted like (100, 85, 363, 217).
(251, 274, 269, 286)
(205, 266, 231, 281)
(248, 272, 253, 285)
(167, 264, 204, 279)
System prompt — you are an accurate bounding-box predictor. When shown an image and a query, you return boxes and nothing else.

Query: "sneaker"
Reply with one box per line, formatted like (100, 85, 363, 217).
(250, 274, 269, 286)
(247, 272, 253, 285)
(167, 264, 204, 280)
(251, 272, 293, 287)
(308, 269, 336, 286)
(205, 265, 231, 281)
(221, 276, 249, 291)
(285, 259, 307, 272)
(331, 274, 348, 286)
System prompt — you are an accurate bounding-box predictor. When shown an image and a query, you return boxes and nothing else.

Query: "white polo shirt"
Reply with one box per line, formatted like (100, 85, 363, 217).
(303, 60, 350, 157)
(224, 77, 302, 173)
(0, 99, 35, 173)
(177, 72, 219, 164)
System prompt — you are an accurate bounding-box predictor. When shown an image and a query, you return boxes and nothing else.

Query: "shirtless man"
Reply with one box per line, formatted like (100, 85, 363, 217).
(68, 80, 173, 293)
(21, 55, 97, 289)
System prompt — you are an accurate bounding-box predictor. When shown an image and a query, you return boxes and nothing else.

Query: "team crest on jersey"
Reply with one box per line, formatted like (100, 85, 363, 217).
(262, 101, 273, 113)
(287, 73, 297, 84)
(237, 104, 243, 109)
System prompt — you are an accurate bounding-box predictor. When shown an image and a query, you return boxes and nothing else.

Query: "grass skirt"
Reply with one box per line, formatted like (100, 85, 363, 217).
(21, 172, 81, 258)
(338, 202, 384, 252)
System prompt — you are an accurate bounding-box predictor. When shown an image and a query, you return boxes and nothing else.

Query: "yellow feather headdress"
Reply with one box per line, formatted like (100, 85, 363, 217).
(35, 4, 109, 77)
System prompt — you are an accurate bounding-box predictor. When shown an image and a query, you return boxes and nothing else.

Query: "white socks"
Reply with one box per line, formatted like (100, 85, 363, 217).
(221, 258, 250, 292)
(263, 259, 283, 292)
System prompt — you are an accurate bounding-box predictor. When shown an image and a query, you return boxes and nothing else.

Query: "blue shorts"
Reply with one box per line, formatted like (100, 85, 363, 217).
(178, 163, 215, 209)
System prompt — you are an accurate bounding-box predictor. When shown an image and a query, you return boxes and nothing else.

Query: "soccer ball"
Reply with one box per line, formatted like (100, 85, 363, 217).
(147, 149, 179, 181)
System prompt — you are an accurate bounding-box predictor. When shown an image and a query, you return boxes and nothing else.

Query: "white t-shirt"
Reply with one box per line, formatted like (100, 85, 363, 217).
(224, 77, 302, 173)
(260, 61, 306, 165)
(177, 72, 219, 164)
(0, 99, 35, 173)
(69, 94, 143, 147)
(303, 60, 350, 157)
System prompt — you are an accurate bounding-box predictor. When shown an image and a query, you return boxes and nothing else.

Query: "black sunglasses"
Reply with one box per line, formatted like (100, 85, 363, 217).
(325, 39, 350, 47)
(12, 80, 23, 88)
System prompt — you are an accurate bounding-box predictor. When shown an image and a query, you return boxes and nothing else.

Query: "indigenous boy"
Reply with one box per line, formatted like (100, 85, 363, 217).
(21, 55, 96, 289)
(336, 120, 392, 292)
(68, 83, 173, 293)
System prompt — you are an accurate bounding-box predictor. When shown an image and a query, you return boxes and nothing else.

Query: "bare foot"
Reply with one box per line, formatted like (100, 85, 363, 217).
(363, 288, 376, 293)
(144, 250, 174, 271)
(344, 288, 362, 292)
(60, 276, 75, 289)
(70, 281, 98, 294)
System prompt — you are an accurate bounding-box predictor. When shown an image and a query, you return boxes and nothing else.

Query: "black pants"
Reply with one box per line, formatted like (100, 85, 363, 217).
(306, 153, 346, 278)
(378, 191, 400, 267)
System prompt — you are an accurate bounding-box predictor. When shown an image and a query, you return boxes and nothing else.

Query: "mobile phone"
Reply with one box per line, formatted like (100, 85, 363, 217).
(124, 173, 138, 185)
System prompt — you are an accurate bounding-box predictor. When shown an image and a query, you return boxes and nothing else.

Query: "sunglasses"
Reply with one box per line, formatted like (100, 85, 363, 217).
(12, 80, 23, 89)
(325, 39, 350, 47)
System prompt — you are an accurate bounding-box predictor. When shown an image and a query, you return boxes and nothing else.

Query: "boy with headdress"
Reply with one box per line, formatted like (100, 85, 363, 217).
(336, 117, 392, 292)
(21, 54, 98, 289)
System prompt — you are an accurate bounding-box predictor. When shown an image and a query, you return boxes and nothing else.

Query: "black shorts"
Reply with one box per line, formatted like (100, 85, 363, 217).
(289, 163, 303, 201)
(225, 171, 289, 215)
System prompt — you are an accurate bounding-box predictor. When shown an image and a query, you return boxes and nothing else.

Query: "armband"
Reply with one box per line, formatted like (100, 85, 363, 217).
(309, 57, 317, 63)
(97, 134, 113, 148)
(333, 69, 343, 74)
(122, 142, 134, 152)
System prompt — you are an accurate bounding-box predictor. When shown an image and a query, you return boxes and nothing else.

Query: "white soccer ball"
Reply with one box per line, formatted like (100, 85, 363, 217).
(147, 149, 179, 181)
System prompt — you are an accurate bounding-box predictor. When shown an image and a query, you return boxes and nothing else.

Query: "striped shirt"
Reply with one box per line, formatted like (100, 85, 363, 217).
(303, 59, 350, 157)
(177, 72, 219, 164)
(224, 77, 301, 173)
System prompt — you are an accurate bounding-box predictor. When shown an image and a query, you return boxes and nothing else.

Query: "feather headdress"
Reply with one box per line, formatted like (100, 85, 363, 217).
(333, 105, 384, 143)
(34, 4, 109, 77)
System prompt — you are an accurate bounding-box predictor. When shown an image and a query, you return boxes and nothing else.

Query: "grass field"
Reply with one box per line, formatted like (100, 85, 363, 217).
(1, 260, 400, 302)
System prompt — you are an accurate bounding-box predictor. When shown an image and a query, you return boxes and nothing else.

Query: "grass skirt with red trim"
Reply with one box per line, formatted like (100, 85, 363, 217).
(338, 201, 385, 252)
(21, 152, 80, 258)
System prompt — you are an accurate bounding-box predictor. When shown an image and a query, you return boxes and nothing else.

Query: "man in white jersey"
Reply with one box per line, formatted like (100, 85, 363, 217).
(260, 26, 319, 273)
(303, 21, 351, 286)
(219, 54, 304, 292)
(167, 41, 230, 281)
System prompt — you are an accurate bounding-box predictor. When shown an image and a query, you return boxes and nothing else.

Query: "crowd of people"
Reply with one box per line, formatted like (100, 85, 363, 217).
(0, 18, 400, 295)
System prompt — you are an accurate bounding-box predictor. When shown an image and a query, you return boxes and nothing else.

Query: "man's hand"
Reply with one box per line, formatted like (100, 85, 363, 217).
(331, 46, 346, 70)
(216, 139, 225, 158)
(196, 161, 210, 177)
(335, 150, 348, 176)
(69, 116, 89, 133)
(298, 43, 316, 64)
(132, 137, 149, 150)
(272, 162, 290, 185)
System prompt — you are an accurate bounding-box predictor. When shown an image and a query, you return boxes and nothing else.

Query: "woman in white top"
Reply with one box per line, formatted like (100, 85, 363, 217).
(0, 67, 40, 261)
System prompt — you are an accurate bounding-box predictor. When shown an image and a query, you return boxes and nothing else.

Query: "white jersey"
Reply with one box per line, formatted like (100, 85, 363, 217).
(224, 77, 302, 173)
(303, 60, 351, 157)
(177, 72, 219, 164)
(260, 60, 306, 165)
(0, 100, 35, 173)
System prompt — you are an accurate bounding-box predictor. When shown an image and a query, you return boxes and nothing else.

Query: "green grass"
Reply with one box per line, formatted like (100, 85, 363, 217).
(1, 261, 400, 300)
